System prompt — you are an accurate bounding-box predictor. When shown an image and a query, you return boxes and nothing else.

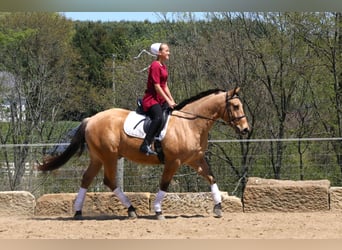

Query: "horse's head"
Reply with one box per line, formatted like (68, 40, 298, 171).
(224, 87, 250, 135)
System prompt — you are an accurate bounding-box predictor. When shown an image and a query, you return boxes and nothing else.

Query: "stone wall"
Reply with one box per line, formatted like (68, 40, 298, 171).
(243, 177, 330, 212)
(3, 177, 342, 217)
(35, 191, 242, 216)
(329, 187, 342, 211)
(35, 192, 151, 216)
(0, 191, 36, 216)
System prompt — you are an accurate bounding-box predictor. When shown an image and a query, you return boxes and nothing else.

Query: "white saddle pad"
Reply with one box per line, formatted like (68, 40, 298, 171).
(123, 111, 170, 141)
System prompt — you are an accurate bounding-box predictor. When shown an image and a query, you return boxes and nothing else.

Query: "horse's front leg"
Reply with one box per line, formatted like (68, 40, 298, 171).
(211, 183, 223, 217)
(154, 160, 181, 220)
(189, 158, 223, 218)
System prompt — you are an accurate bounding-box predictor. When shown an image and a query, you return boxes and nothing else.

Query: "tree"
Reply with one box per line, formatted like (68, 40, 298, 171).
(297, 12, 342, 180)
(235, 12, 314, 179)
(0, 12, 76, 190)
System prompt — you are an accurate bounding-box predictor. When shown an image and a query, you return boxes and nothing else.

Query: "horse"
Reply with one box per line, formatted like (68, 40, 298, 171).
(38, 87, 250, 220)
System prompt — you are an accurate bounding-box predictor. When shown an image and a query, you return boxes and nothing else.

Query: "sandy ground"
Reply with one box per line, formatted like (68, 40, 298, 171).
(1, 212, 342, 239)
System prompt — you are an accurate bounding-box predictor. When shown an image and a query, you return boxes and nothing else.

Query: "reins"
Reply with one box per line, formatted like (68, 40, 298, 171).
(170, 92, 245, 126)
(171, 109, 225, 125)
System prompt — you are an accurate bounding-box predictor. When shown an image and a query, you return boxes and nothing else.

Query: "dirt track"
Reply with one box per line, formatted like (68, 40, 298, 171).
(1, 212, 342, 239)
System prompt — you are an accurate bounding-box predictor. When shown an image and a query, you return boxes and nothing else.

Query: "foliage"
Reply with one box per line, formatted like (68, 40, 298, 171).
(0, 12, 341, 193)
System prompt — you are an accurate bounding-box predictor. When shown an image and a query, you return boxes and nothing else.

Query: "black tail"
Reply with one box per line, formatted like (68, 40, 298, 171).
(38, 120, 88, 171)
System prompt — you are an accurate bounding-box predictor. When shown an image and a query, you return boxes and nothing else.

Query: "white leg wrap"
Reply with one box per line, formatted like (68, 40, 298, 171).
(211, 183, 222, 205)
(113, 187, 132, 208)
(74, 187, 87, 211)
(153, 190, 166, 212)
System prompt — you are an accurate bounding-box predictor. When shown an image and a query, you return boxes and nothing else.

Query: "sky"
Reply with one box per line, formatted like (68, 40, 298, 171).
(63, 12, 165, 22)
(62, 12, 205, 23)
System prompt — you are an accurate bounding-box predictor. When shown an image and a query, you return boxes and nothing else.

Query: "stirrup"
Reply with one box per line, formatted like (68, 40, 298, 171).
(140, 144, 157, 156)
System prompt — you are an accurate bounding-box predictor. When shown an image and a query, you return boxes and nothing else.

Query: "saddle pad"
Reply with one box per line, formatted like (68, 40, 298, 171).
(123, 111, 170, 141)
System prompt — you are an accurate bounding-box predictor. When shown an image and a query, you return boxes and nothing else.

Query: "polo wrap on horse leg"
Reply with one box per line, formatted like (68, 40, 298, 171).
(113, 187, 132, 208)
(211, 183, 223, 217)
(211, 183, 221, 205)
(154, 190, 166, 212)
(74, 187, 87, 212)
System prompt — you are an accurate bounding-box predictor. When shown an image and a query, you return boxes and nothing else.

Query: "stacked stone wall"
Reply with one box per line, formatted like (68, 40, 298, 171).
(2, 178, 342, 217)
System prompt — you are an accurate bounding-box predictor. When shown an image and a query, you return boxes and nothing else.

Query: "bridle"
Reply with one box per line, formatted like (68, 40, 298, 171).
(171, 91, 246, 126)
(225, 92, 246, 126)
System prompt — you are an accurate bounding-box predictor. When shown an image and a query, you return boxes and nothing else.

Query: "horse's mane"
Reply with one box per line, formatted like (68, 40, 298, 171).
(173, 88, 224, 111)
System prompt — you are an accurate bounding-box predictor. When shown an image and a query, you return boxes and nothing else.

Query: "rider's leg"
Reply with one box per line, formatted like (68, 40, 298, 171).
(140, 104, 163, 155)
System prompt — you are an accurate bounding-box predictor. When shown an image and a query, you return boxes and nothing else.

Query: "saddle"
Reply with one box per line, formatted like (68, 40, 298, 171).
(123, 99, 171, 163)
(135, 98, 170, 137)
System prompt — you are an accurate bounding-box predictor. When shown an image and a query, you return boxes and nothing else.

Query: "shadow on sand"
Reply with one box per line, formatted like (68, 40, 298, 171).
(32, 214, 207, 221)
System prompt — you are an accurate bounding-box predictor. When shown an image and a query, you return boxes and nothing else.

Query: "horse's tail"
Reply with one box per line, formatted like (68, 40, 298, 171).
(38, 119, 88, 172)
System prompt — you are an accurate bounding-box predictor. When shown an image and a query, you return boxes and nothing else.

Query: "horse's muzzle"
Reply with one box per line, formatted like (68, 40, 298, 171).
(240, 127, 250, 135)
(235, 122, 250, 135)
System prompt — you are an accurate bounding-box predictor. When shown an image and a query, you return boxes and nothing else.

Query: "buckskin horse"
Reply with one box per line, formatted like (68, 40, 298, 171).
(38, 88, 250, 220)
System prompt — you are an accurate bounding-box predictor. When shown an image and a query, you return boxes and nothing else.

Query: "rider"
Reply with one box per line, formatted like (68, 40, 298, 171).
(140, 42, 177, 155)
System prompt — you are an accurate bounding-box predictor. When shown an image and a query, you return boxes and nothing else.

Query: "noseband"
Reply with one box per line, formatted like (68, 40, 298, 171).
(225, 92, 246, 125)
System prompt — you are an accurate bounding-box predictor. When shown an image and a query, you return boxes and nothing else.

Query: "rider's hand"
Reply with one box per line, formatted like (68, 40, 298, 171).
(168, 101, 177, 109)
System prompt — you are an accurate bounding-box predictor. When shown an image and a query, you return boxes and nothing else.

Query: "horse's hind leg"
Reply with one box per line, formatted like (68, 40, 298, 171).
(74, 158, 102, 219)
(102, 157, 137, 219)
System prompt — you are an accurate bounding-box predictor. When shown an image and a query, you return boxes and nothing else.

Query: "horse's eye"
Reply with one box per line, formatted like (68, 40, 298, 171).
(233, 105, 239, 110)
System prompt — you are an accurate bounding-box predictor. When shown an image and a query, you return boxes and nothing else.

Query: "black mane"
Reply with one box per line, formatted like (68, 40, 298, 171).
(173, 88, 224, 111)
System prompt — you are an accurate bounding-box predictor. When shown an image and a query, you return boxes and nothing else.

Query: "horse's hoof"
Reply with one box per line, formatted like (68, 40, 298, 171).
(128, 205, 138, 219)
(74, 210, 83, 220)
(155, 211, 165, 220)
(213, 203, 223, 218)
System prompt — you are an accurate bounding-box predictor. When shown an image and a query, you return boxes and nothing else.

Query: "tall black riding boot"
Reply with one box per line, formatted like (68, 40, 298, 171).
(140, 104, 162, 156)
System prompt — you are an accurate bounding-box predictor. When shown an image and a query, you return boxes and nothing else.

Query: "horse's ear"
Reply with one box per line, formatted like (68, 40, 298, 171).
(234, 87, 240, 95)
(229, 87, 240, 97)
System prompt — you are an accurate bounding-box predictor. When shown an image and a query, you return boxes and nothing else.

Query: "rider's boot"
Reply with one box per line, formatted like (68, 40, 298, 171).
(140, 139, 157, 156)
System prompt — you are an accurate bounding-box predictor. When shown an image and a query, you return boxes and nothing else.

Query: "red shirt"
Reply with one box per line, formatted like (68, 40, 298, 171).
(142, 61, 168, 112)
